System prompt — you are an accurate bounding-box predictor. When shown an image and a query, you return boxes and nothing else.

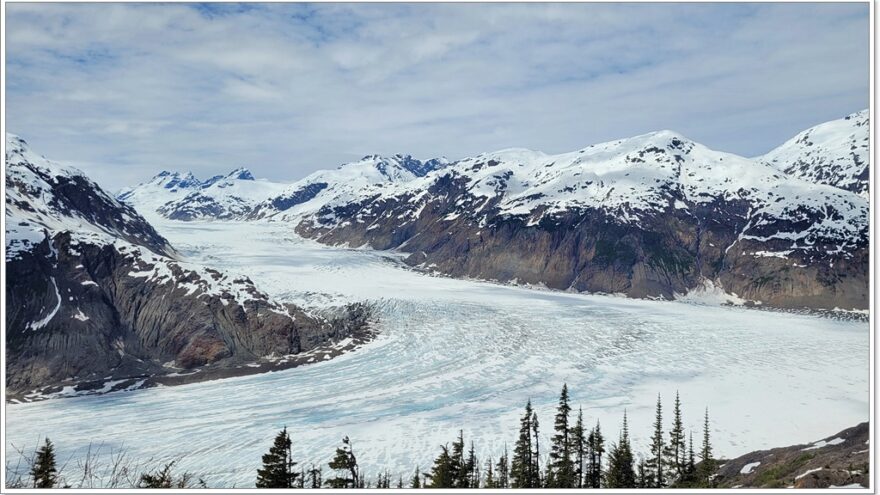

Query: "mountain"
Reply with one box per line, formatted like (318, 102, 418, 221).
(116, 170, 203, 220)
(249, 154, 450, 219)
(156, 167, 287, 221)
(758, 109, 869, 198)
(288, 128, 868, 310)
(5, 133, 368, 398)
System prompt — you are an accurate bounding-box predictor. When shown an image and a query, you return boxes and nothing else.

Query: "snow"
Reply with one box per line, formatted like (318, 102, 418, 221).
(795, 467, 823, 480)
(72, 308, 89, 322)
(757, 110, 869, 198)
(802, 437, 846, 451)
(27, 277, 61, 330)
(740, 462, 760, 474)
(5, 220, 868, 488)
(828, 483, 864, 489)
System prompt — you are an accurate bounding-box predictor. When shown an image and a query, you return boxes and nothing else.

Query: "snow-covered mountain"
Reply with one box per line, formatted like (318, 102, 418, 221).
(5, 133, 366, 397)
(249, 154, 450, 219)
(758, 109, 869, 198)
(114, 110, 869, 309)
(119, 154, 450, 222)
(288, 127, 868, 310)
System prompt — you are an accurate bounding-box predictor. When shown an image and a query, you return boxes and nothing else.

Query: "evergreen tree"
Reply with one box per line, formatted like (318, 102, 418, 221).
(571, 407, 587, 488)
(427, 445, 455, 488)
(586, 421, 605, 488)
(547, 384, 575, 488)
(664, 391, 686, 481)
(256, 427, 299, 488)
(326, 436, 359, 489)
(484, 458, 495, 488)
(511, 400, 535, 488)
(636, 458, 648, 489)
(410, 467, 421, 489)
(397, 475, 404, 489)
(531, 411, 541, 487)
(604, 411, 636, 488)
(308, 465, 322, 489)
(450, 430, 467, 487)
(466, 441, 479, 488)
(646, 394, 665, 488)
(698, 408, 716, 486)
(496, 446, 510, 489)
(676, 432, 698, 486)
(30, 438, 57, 489)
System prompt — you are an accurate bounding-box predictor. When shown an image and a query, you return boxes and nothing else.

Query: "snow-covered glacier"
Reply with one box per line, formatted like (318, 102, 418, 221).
(5, 220, 868, 487)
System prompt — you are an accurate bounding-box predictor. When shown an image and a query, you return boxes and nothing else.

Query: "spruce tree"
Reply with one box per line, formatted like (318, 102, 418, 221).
(450, 430, 467, 487)
(636, 458, 648, 488)
(326, 436, 358, 489)
(496, 446, 510, 488)
(256, 427, 299, 488)
(647, 394, 665, 488)
(484, 458, 495, 488)
(397, 475, 404, 489)
(548, 384, 575, 488)
(30, 438, 57, 489)
(410, 467, 421, 488)
(571, 407, 587, 488)
(587, 421, 605, 488)
(604, 411, 636, 488)
(665, 391, 686, 481)
(698, 408, 716, 486)
(532, 411, 541, 487)
(308, 465, 322, 489)
(511, 400, 535, 488)
(427, 445, 455, 488)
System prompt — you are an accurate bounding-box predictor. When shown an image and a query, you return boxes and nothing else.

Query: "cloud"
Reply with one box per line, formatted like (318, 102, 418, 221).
(4, 3, 869, 191)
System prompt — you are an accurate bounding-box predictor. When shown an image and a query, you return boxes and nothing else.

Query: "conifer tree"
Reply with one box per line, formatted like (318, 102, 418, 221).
(698, 408, 716, 486)
(466, 441, 479, 488)
(410, 467, 421, 488)
(586, 421, 605, 488)
(665, 391, 686, 481)
(484, 458, 495, 488)
(397, 475, 404, 489)
(496, 446, 510, 489)
(604, 411, 636, 488)
(547, 384, 575, 487)
(256, 427, 299, 488)
(30, 438, 57, 489)
(531, 411, 541, 487)
(571, 407, 587, 488)
(326, 436, 359, 489)
(511, 400, 535, 488)
(636, 458, 648, 488)
(308, 465, 322, 489)
(450, 430, 468, 487)
(647, 394, 665, 487)
(427, 445, 455, 488)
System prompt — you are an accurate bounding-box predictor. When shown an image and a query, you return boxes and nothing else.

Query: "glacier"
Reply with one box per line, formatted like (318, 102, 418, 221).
(4, 220, 868, 487)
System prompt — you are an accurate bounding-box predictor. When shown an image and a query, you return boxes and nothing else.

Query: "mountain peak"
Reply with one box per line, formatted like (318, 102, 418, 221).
(227, 167, 255, 181)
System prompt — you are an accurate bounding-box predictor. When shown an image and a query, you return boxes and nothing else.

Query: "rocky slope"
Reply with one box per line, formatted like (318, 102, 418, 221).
(714, 422, 869, 489)
(759, 109, 869, 198)
(5, 133, 368, 399)
(290, 130, 868, 310)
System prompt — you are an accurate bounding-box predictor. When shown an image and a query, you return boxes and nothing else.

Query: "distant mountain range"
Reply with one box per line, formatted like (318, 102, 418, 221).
(5, 133, 366, 399)
(118, 110, 870, 310)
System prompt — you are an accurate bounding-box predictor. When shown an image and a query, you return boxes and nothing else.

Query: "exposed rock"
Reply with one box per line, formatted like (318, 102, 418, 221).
(714, 422, 869, 489)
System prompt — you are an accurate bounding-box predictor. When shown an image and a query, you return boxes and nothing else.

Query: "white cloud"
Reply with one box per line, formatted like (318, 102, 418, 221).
(4, 3, 869, 191)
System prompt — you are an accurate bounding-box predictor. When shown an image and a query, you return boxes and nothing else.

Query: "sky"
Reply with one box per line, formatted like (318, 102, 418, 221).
(4, 2, 870, 191)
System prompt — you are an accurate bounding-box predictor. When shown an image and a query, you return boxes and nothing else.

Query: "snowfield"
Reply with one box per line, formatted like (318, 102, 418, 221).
(4, 220, 869, 487)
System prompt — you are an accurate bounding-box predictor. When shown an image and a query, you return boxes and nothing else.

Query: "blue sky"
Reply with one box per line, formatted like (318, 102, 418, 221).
(4, 2, 869, 190)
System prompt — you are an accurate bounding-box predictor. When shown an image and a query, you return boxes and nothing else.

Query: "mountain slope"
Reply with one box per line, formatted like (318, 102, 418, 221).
(758, 109, 869, 197)
(288, 129, 868, 310)
(157, 167, 287, 220)
(5, 133, 368, 398)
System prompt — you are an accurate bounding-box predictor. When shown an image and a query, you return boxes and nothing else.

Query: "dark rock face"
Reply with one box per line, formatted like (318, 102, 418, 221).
(714, 422, 869, 489)
(6, 233, 358, 396)
(297, 176, 867, 310)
